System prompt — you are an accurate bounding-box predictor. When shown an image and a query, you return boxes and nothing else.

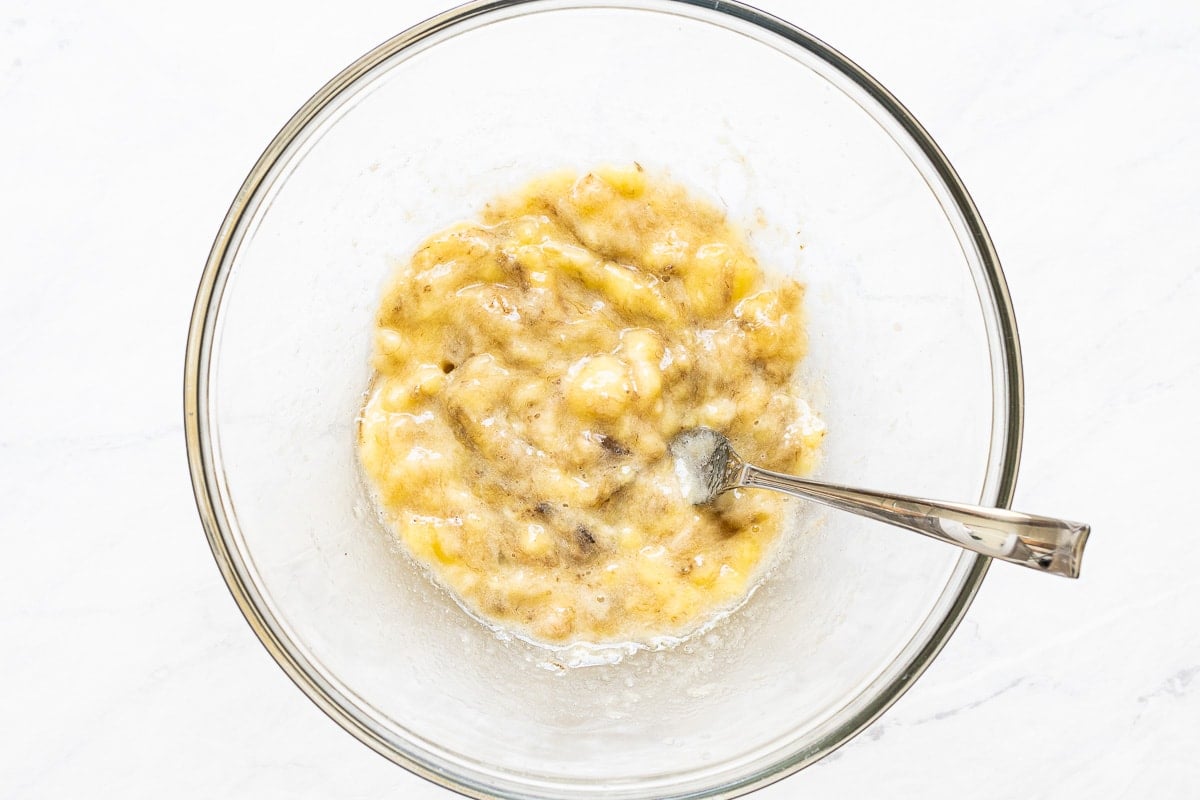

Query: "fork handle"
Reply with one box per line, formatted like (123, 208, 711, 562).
(738, 465, 1089, 578)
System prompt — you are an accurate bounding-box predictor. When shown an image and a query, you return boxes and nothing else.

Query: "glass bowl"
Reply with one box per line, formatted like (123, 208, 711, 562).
(184, 1, 1022, 797)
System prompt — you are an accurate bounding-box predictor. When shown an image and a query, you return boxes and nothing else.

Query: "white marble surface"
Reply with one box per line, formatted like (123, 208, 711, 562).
(2, 0, 1199, 797)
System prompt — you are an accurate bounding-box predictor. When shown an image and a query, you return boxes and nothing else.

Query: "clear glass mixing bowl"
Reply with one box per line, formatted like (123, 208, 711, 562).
(184, 1, 1023, 797)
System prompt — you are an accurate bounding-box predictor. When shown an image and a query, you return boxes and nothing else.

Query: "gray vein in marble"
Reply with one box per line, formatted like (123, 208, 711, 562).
(0, 423, 183, 453)
(1137, 665, 1200, 705)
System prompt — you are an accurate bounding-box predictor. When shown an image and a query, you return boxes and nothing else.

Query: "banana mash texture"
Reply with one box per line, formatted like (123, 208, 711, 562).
(358, 166, 823, 645)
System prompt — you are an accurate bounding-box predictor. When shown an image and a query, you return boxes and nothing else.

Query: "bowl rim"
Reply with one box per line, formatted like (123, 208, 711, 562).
(184, 1, 1023, 797)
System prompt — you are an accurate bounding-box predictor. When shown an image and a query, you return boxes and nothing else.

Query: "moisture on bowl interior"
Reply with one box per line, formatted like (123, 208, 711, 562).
(357, 165, 824, 647)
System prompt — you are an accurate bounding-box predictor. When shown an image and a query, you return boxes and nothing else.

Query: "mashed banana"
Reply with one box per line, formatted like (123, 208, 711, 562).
(357, 166, 823, 646)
